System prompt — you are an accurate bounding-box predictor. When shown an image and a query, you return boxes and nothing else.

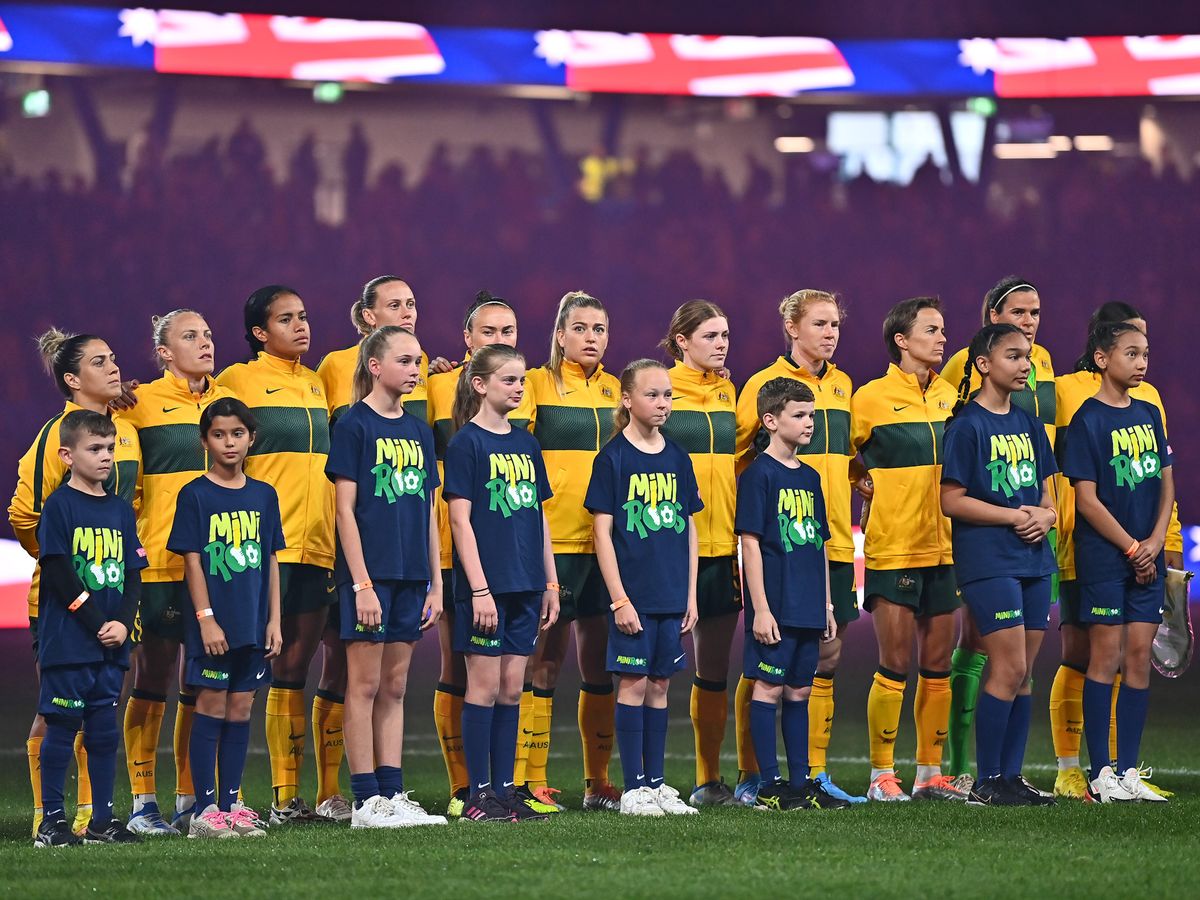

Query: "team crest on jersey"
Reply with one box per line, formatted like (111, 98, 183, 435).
(718, 392, 730, 403)
(311, 385, 322, 396)
(833, 386, 846, 399)
(601, 386, 613, 399)
(938, 401, 950, 410)
(119, 437, 131, 447)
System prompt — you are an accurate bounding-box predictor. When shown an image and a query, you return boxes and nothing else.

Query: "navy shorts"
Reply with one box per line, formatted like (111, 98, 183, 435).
(185, 646, 271, 693)
(339, 579, 427, 643)
(1080, 576, 1165, 626)
(743, 626, 821, 687)
(38, 661, 124, 718)
(607, 613, 688, 678)
(453, 591, 541, 657)
(961, 575, 1052, 636)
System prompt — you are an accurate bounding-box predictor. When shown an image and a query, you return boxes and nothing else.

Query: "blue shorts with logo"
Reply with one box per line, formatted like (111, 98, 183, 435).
(185, 646, 271, 693)
(453, 591, 541, 657)
(961, 575, 1052, 636)
(607, 612, 687, 678)
(1080, 573, 1165, 625)
(743, 626, 821, 687)
(339, 579, 427, 643)
(38, 661, 124, 719)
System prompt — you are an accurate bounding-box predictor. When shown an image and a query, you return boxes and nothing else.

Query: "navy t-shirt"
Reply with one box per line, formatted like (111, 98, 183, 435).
(325, 401, 439, 584)
(1062, 397, 1172, 584)
(584, 433, 703, 615)
(37, 485, 146, 669)
(168, 475, 286, 658)
(443, 422, 553, 599)
(941, 401, 1058, 585)
(734, 453, 830, 629)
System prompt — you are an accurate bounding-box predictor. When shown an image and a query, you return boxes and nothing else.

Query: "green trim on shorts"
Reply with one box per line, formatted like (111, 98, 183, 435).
(697, 555, 742, 620)
(1058, 579, 1080, 628)
(864, 564, 960, 617)
(138, 580, 189, 642)
(555, 553, 610, 622)
(829, 561, 860, 625)
(280, 563, 336, 618)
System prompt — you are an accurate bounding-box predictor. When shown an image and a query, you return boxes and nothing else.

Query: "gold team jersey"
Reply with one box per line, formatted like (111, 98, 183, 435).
(1054, 371, 1182, 581)
(851, 363, 956, 570)
(8, 401, 141, 616)
(660, 362, 737, 558)
(427, 360, 535, 570)
(736, 356, 855, 564)
(525, 361, 620, 554)
(316, 344, 431, 426)
(941, 342, 1057, 445)
(120, 371, 235, 584)
(216, 352, 334, 570)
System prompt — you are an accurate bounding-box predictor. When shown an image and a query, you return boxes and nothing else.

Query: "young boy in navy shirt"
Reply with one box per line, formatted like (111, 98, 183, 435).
(736, 379, 847, 811)
(34, 410, 145, 846)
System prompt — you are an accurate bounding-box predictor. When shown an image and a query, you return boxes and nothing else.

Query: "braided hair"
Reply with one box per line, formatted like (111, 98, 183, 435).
(1078, 321, 1144, 375)
(951, 323, 1025, 417)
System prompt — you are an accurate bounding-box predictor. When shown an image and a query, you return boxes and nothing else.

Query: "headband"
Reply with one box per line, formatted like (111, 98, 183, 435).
(464, 299, 513, 330)
(990, 283, 1036, 310)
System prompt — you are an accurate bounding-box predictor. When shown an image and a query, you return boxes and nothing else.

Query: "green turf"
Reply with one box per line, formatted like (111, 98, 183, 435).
(1, 628, 1199, 897)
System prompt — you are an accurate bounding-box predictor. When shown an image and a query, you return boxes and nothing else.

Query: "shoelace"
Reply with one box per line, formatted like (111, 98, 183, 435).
(199, 810, 230, 829)
(393, 791, 429, 814)
(230, 808, 261, 828)
(922, 774, 958, 790)
(874, 774, 904, 795)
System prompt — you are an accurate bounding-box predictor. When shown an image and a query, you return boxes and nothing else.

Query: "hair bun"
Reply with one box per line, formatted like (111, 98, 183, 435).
(36, 327, 73, 369)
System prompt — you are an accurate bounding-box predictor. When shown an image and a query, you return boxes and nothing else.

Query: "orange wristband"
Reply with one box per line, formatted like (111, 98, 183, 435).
(546, 582, 562, 592)
(67, 591, 89, 612)
(196, 608, 214, 620)
(352, 580, 374, 593)
(610, 596, 631, 612)
(1125, 539, 1140, 559)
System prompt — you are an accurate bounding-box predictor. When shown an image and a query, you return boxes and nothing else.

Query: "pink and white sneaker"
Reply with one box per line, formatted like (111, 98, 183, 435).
(227, 806, 267, 837)
(187, 806, 236, 840)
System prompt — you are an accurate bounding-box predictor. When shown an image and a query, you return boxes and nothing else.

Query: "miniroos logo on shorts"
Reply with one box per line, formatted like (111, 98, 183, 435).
(51, 696, 85, 709)
(201, 669, 230, 681)
(757, 661, 785, 677)
(1091, 606, 1121, 617)
(355, 622, 385, 634)
(470, 635, 501, 649)
(616, 655, 647, 667)
(994, 609, 1022, 621)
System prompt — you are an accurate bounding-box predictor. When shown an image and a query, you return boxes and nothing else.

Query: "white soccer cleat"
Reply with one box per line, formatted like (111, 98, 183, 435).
(314, 795, 353, 822)
(1087, 766, 1136, 803)
(188, 806, 236, 839)
(1120, 767, 1168, 802)
(655, 784, 700, 815)
(389, 791, 449, 826)
(619, 786, 665, 817)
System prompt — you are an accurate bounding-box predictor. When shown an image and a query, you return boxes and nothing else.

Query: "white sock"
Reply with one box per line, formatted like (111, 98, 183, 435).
(916, 765, 940, 783)
(131, 794, 155, 814)
(869, 767, 894, 781)
(1058, 756, 1080, 772)
(176, 794, 195, 815)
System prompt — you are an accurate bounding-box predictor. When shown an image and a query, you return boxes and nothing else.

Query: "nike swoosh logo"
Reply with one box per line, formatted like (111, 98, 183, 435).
(266, 387, 284, 394)
(204, 789, 215, 797)
(521, 728, 550, 736)
(326, 584, 336, 594)
(597, 732, 613, 740)
(162, 406, 180, 413)
(962, 707, 975, 715)
(443, 734, 462, 742)
(674, 653, 686, 665)
(476, 783, 489, 791)
(502, 782, 514, 789)
(257, 669, 267, 679)
(882, 728, 897, 736)
(823, 716, 833, 723)
(132, 759, 152, 767)
(892, 405, 910, 412)
(288, 732, 304, 741)
(325, 727, 342, 735)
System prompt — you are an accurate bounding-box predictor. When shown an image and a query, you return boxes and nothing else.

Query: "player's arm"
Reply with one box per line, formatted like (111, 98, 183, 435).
(421, 502, 443, 631)
(184, 550, 226, 656)
(1073, 479, 1143, 567)
(733, 382, 763, 474)
(1130, 466, 1174, 574)
(940, 481, 1030, 528)
(39, 554, 108, 635)
(593, 511, 639, 635)
(265, 552, 282, 658)
(739, 533, 779, 645)
(682, 517, 698, 634)
(448, 496, 496, 633)
(540, 510, 560, 630)
(334, 477, 381, 630)
(822, 546, 835, 642)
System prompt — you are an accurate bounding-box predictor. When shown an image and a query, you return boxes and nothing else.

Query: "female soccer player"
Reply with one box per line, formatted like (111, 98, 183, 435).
(117, 310, 236, 834)
(428, 291, 532, 817)
(940, 324, 1058, 806)
(169, 398, 284, 838)
(852, 297, 966, 803)
(216, 285, 337, 824)
(658, 301, 739, 807)
(938, 277, 1057, 788)
(9, 329, 141, 836)
(444, 345, 560, 823)
(586, 359, 701, 817)
(326, 326, 445, 828)
(1049, 302, 1181, 799)
(734, 289, 862, 805)
(1061, 322, 1173, 803)
(522, 291, 621, 814)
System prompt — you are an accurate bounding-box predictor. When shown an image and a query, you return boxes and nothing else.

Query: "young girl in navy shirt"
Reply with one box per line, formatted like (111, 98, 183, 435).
(326, 326, 446, 828)
(443, 344, 560, 822)
(940, 324, 1058, 807)
(1062, 322, 1174, 803)
(168, 398, 284, 838)
(585, 359, 702, 817)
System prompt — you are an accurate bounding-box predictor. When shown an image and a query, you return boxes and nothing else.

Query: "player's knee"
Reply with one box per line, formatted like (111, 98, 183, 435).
(532, 656, 561, 690)
(752, 681, 783, 704)
(784, 684, 811, 702)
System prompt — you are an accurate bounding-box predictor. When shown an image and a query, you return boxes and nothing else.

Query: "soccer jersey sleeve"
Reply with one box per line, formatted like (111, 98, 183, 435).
(265, 486, 287, 556)
(441, 431, 476, 502)
(325, 410, 363, 483)
(583, 445, 617, 516)
(813, 479, 831, 544)
(123, 503, 148, 574)
(533, 443, 554, 506)
(734, 463, 767, 538)
(939, 414, 978, 488)
(166, 483, 202, 555)
(36, 492, 71, 559)
(1150, 406, 1173, 469)
(1061, 415, 1099, 485)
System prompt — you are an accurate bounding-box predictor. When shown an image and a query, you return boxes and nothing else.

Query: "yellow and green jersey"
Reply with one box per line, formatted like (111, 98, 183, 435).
(736, 356, 855, 564)
(216, 352, 334, 570)
(427, 359, 534, 570)
(8, 401, 141, 616)
(525, 361, 620, 553)
(661, 362, 737, 558)
(851, 363, 956, 570)
(941, 342, 1057, 444)
(316, 343, 431, 426)
(1054, 371, 1182, 581)
(120, 371, 235, 584)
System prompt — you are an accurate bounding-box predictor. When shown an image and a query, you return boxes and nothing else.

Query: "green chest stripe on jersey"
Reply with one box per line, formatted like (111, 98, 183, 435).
(534, 404, 614, 452)
(860, 420, 945, 471)
(113, 459, 140, 503)
(661, 409, 736, 456)
(800, 408, 852, 458)
(246, 406, 330, 457)
(139, 422, 206, 475)
(31, 414, 64, 514)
